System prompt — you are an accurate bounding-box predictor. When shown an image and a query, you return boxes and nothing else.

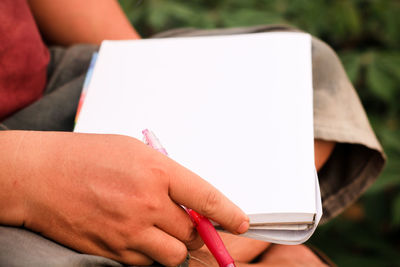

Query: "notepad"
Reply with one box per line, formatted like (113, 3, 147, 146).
(74, 32, 322, 244)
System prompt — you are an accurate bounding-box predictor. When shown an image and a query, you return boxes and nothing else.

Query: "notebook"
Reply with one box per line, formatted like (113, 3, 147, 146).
(74, 32, 322, 244)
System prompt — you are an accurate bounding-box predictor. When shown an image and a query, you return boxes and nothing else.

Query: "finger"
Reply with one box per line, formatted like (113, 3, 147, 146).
(167, 160, 249, 234)
(133, 227, 189, 267)
(155, 199, 203, 250)
(114, 250, 154, 266)
(73, 237, 154, 266)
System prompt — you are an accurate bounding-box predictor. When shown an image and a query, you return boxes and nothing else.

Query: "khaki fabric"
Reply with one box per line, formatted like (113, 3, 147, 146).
(0, 25, 385, 266)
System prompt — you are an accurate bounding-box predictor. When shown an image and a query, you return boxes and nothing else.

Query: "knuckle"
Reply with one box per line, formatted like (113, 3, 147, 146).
(109, 239, 129, 256)
(142, 197, 162, 212)
(199, 190, 221, 216)
(148, 165, 167, 180)
(146, 164, 170, 188)
(109, 229, 140, 257)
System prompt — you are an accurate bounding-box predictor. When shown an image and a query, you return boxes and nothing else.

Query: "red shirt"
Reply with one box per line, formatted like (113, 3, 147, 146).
(0, 0, 49, 121)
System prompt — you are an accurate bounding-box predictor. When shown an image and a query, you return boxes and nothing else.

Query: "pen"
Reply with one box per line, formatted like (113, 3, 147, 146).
(142, 129, 236, 267)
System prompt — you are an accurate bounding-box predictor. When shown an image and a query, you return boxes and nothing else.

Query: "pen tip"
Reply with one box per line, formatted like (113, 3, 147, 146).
(225, 263, 236, 267)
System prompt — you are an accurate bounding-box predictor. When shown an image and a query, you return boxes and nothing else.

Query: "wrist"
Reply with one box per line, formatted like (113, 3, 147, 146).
(0, 131, 31, 226)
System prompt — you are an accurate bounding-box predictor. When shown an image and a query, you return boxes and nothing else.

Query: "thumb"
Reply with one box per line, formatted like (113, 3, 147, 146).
(166, 158, 249, 234)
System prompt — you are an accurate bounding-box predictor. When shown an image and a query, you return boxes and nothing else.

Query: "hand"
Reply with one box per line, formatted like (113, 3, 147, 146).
(189, 233, 327, 267)
(0, 131, 249, 266)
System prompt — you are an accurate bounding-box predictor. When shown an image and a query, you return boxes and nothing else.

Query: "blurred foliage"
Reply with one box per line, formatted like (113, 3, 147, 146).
(119, 0, 400, 266)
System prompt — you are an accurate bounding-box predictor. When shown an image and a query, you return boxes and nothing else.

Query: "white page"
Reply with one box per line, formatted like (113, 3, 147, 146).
(75, 32, 316, 220)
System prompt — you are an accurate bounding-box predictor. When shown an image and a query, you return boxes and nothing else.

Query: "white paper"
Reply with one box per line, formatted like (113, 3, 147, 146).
(75, 32, 316, 226)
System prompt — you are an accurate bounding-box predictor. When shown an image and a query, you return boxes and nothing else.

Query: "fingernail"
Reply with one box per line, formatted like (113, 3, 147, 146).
(236, 220, 249, 234)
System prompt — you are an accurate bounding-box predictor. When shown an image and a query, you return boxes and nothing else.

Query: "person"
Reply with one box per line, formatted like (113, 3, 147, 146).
(0, 0, 385, 266)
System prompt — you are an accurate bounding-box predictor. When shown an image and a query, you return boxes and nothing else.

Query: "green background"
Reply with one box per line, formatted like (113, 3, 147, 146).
(119, 1, 400, 266)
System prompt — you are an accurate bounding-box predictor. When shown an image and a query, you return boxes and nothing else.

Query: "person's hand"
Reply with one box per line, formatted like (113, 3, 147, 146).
(0, 131, 249, 266)
(189, 233, 328, 267)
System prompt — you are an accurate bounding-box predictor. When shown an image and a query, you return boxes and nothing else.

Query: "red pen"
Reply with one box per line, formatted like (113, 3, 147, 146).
(142, 129, 235, 267)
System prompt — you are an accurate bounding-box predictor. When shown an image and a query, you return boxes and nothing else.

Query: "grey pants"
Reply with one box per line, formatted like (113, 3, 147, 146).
(0, 25, 385, 266)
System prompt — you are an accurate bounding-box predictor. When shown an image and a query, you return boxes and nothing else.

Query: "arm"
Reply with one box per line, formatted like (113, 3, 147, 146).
(0, 131, 249, 266)
(27, 0, 140, 45)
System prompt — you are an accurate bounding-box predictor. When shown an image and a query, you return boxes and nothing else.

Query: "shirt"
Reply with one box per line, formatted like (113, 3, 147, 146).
(0, 0, 49, 121)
